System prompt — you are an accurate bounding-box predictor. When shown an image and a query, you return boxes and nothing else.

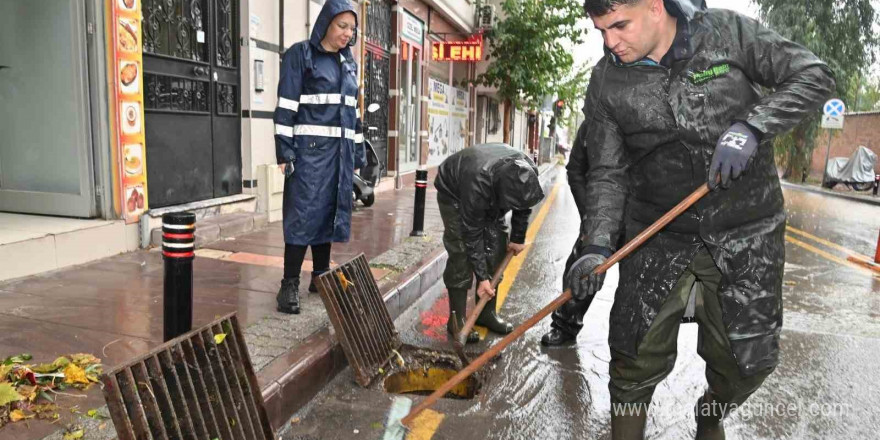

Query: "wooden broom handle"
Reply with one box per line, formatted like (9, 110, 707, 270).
(401, 183, 711, 427)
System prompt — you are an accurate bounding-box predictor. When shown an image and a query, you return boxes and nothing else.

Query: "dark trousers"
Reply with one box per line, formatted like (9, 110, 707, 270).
(438, 198, 508, 290)
(283, 243, 331, 279)
(609, 247, 771, 407)
(550, 242, 595, 337)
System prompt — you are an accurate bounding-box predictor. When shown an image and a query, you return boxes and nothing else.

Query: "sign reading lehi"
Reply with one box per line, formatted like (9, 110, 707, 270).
(432, 41, 483, 62)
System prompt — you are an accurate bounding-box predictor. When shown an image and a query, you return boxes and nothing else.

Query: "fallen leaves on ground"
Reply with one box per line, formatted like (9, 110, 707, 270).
(0, 383, 23, 407)
(62, 427, 85, 439)
(0, 353, 103, 429)
(62, 365, 89, 385)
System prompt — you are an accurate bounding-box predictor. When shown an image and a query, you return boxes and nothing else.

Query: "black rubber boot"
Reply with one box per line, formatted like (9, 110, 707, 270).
(276, 277, 301, 314)
(540, 328, 577, 347)
(476, 296, 514, 335)
(695, 391, 726, 440)
(308, 269, 328, 293)
(446, 288, 479, 343)
(611, 403, 647, 440)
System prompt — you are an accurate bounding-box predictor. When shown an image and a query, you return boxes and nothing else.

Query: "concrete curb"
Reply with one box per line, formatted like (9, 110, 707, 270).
(781, 181, 880, 206)
(258, 249, 448, 430)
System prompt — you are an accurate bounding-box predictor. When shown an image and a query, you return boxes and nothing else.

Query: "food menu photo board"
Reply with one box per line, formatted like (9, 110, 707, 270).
(426, 78, 451, 167)
(110, 0, 148, 222)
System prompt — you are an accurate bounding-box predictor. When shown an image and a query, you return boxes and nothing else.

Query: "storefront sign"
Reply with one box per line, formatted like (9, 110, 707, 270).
(432, 41, 483, 62)
(109, 0, 148, 222)
(401, 10, 424, 46)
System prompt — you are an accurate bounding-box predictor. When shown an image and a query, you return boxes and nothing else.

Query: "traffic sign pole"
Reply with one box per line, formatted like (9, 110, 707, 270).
(820, 98, 846, 187)
(821, 129, 833, 187)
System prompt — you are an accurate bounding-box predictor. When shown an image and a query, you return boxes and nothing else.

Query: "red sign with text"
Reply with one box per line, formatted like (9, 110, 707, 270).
(432, 40, 483, 62)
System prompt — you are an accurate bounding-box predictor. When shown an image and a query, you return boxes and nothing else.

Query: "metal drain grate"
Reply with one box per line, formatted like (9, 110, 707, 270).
(100, 313, 274, 440)
(315, 254, 401, 387)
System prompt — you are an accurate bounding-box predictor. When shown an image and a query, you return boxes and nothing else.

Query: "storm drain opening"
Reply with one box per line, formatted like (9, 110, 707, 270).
(378, 345, 487, 400)
(316, 255, 496, 399)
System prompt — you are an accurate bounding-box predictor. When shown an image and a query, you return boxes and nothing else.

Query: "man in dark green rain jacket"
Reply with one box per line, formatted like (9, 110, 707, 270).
(435, 144, 544, 343)
(568, 0, 834, 438)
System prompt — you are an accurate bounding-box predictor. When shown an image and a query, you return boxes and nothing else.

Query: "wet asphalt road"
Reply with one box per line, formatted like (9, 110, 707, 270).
(283, 168, 880, 440)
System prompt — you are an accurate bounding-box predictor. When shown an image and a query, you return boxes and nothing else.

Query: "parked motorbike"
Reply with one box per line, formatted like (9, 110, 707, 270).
(353, 103, 383, 207)
(823, 145, 877, 191)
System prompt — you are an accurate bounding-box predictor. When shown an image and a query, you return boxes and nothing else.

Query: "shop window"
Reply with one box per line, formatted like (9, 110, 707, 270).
(487, 99, 500, 134)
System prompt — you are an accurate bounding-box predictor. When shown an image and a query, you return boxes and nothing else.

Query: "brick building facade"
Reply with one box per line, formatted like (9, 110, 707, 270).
(809, 111, 880, 180)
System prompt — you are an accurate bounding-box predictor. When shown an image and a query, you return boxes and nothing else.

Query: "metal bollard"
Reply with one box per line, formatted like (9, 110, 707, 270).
(410, 168, 428, 237)
(162, 212, 196, 341)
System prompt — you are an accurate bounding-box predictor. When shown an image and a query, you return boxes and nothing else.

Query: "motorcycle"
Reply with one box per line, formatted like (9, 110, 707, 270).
(822, 145, 877, 191)
(353, 103, 384, 207)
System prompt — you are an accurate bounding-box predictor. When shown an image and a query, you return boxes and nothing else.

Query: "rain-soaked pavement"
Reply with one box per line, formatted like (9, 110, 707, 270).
(283, 169, 880, 440)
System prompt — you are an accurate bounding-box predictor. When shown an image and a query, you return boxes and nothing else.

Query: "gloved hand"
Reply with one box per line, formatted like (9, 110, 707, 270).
(284, 159, 295, 178)
(565, 253, 607, 300)
(708, 122, 760, 190)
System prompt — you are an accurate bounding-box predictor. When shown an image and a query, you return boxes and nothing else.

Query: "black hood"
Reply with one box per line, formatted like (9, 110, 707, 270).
(666, 0, 707, 20)
(494, 157, 544, 211)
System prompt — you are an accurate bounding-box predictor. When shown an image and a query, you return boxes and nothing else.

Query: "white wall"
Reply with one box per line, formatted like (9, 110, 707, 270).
(241, 0, 284, 211)
(424, 0, 475, 31)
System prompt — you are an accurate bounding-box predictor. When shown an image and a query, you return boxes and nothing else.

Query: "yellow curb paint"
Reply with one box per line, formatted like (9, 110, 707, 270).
(785, 235, 878, 277)
(785, 225, 871, 261)
(404, 409, 445, 440)
(495, 176, 563, 309)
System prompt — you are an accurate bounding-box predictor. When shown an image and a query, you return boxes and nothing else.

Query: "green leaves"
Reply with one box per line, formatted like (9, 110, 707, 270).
(755, 0, 877, 99)
(475, 0, 589, 108)
(0, 383, 23, 407)
(2, 354, 32, 365)
(754, 0, 878, 179)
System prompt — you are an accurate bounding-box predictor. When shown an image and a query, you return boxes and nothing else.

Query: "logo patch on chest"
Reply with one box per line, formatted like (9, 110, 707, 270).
(689, 63, 730, 84)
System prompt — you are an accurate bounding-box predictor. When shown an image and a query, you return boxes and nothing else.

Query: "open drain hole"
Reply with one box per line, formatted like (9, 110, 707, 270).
(383, 366, 479, 399)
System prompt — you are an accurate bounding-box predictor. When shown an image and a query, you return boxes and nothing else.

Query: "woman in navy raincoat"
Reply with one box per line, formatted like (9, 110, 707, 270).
(273, 0, 365, 314)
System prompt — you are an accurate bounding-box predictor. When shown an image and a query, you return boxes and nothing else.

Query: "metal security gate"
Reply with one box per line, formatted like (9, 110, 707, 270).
(142, 0, 242, 208)
(364, 0, 391, 177)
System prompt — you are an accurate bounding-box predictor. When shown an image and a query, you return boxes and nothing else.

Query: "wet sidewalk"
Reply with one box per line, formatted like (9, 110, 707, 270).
(0, 183, 448, 440)
(781, 180, 880, 206)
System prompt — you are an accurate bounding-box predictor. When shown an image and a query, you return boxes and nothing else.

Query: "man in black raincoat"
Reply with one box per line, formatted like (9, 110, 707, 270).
(541, 123, 603, 346)
(569, 0, 834, 438)
(435, 144, 544, 342)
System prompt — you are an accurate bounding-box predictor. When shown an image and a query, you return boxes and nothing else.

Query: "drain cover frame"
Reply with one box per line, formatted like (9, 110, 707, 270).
(316, 254, 401, 387)
(100, 313, 274, 440)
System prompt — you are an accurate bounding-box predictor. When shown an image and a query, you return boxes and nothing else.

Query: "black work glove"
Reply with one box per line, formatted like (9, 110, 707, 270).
(708, 122, 760, 190)
(565, 253, 607, 301)
(284, 159, 295, 178)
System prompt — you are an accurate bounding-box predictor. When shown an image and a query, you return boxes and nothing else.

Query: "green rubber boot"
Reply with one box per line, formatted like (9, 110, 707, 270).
(611, 403, 647, 440)
(446, 288, 480, 343)
(476, 295, 514, 334)
(695, 391, 726, 440)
